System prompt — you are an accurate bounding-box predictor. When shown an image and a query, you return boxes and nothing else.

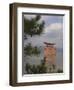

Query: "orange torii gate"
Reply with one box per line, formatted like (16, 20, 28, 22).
(44, 42, 56, 72)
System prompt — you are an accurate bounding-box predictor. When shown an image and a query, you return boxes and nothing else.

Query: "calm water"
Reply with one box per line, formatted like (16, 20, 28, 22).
(23, 34, 63, 74)
(23, 46, 63, 74)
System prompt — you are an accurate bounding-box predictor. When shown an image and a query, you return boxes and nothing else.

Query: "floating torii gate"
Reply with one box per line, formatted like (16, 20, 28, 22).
(44, 42, 56, 72)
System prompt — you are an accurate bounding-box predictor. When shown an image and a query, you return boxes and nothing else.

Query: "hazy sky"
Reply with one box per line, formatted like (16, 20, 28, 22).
(24, 14, 63, 50)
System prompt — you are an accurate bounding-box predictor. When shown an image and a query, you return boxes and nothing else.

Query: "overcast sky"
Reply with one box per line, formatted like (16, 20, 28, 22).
(24, 14, 63, 50)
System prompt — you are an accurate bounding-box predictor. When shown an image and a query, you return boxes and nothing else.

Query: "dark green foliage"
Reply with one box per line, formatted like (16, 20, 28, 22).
(57, 69, 63, 73)
(52, 64, 56, 70)
(48, 64, 56, 73)
(24, 43, 40, 56)
(25, 59, 47, 74)
(35, 15, 41, 21)
(24, 15, 47, 74)
(24, 15, 45, 37)
(49, 67, 52, 72)
(25, 60, 63, 74)
(25, 63, 31, 74)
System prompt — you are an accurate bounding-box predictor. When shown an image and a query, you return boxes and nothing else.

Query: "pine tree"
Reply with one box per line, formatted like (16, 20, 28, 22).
(24, 15, 45, 37)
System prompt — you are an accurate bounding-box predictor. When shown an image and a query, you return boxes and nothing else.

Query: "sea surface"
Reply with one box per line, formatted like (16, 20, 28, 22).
(22, 46, 63, 74)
